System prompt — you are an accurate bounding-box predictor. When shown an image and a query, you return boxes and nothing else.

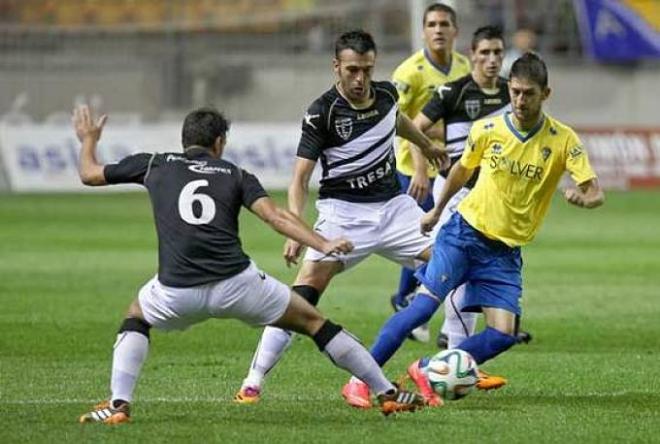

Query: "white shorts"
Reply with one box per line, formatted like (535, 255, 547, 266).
(138, 262, 291, 331)
(304, 194, 433, 270)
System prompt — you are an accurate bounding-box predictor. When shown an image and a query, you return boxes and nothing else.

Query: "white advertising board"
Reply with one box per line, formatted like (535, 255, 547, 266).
(0, 121, 309, 192)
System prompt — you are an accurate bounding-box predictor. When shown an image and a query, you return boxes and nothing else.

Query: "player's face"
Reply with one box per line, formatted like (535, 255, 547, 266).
(472, 39, 504, 80)
(423, 11, 457, 54)
(334, 49, 376, 103)
(508, 77, 550, 123)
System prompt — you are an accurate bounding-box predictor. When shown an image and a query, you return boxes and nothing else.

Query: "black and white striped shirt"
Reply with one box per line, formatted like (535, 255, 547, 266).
(297, 81, 401, 203)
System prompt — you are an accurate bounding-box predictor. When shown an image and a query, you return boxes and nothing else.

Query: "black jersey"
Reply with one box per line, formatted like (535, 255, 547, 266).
(104, 149, 268, 287)
(421, 75, 510, 188)
(297, 81, 401, 203)
(422, 74, 510, 158)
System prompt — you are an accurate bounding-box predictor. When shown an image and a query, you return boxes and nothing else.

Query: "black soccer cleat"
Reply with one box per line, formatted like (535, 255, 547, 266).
(436, 332, 449, 350)
(516, 330, 533, 344)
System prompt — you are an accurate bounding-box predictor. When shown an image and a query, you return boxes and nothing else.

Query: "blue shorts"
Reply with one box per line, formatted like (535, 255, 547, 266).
(396, 172, 435, 212)
(414, 212, 523, 315)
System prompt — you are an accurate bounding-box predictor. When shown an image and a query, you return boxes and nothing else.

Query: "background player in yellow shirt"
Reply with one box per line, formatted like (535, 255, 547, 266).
(367, 53, 604, 404)
(390, 2, 470, 342)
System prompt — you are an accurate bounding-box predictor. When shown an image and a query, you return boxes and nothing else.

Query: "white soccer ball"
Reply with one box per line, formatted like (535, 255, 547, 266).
(421, 349, 479, 400)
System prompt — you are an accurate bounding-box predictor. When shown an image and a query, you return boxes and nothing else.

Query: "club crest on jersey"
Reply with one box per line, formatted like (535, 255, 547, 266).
(569, 145, 584, 159)
(541, 147, 552, 161)
(335, 117, 353, 140)
(491, 143, 503, 154)
(465, 99, 481, 119)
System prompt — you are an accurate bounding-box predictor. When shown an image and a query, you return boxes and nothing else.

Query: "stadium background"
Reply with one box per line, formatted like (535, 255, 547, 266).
(0, 0, 658, 191)
(1, 1, 659, 442)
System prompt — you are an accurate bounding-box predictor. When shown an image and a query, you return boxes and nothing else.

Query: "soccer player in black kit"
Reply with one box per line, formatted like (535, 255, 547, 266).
(73, 105, 425, 424)
(234, 30, 449, 409)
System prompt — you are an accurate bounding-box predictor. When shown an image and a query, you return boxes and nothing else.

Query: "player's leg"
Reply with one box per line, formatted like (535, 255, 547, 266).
(79, 277, 212, 424)
(231, 265, 424, 414)
(235, 260, 342, 403)
(390, 174, 435, 343)
(453, 236, 523, 390)
(354, 212, 468, 406)
(439, 285, 477, 349)
(79, 297, 148, 424)
(238, 199, 376, 402)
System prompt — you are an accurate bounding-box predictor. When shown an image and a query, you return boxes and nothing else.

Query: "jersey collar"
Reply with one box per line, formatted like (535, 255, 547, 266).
(423, 48, 452, 75)
(504, 112, 545, 143)
(184, 146, 215, 160)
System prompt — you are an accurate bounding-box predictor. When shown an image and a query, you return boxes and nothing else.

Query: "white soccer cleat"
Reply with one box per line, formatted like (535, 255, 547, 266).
(410, 323, 431, 343)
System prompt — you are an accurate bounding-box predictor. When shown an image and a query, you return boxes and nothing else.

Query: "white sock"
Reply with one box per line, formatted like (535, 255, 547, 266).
(323, 330, 393, 396)
(242, 326, 293, 389)
(110, 331, 149, 404)
(441, 285, 477, 349)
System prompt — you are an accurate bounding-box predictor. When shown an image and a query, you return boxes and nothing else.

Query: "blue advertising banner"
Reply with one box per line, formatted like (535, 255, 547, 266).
(574, 0, 660, 61)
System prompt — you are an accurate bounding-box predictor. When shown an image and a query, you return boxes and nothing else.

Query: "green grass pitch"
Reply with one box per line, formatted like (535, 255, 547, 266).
(1, 190, 659, 443)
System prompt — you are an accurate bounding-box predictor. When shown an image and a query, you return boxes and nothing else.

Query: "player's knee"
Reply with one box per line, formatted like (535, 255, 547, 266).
(292, 285, 321, 306)
(118, 317, 151, 340)
(311, 320, 343, 351)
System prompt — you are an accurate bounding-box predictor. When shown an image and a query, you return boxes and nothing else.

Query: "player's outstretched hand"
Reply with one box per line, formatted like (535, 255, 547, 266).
(283, 239, 304, 267)
(72, 105, 107, 143)
(321, 238, 354, 256)
(420, 210, 440, 235)
(421, 144, 450, 171)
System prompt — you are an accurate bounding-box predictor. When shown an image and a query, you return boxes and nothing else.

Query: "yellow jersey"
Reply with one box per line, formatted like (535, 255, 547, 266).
(392, 49, 471, 177)
(458, 112, 597, 246)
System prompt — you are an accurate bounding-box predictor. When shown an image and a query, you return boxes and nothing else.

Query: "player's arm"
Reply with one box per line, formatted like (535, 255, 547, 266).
(249, 197, 353, 258)
(281, 157, 317, 265)
(420, 161, 474, 234)
(288, 157, 316, 217)
(72, 105, 108, 186)
(415, 84, 453, 144)
(396, 112, 448, 171)
(564, 178, 604, 209)
(563, 133, 605, 209)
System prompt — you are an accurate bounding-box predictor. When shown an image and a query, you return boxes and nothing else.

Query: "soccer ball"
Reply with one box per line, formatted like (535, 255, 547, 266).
(421, 349, 479, 400)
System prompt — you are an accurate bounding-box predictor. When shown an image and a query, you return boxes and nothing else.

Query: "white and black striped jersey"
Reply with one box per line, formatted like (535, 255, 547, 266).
(104, 148, 268, 287)
(422, 74, 510, 159)
(297, 81, 401, 203)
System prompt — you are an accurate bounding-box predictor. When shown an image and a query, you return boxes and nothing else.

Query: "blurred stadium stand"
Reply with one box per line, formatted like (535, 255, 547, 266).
(3, 0, 657, 122)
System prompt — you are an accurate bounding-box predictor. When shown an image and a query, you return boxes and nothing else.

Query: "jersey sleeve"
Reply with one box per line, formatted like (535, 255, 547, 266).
(380, 81, 400, 103)
(421, 82, 458, 123)
(103, 152, 154, 184)
(296, 100, 327, 161)
(239, 168, 269, 208)
(564, 129, 597, 185)
(392, 64, 416, 115)
(460, 124, 488, 169)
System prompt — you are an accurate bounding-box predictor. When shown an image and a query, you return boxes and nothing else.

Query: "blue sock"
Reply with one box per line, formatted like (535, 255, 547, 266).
(457, 327, 517, 365)
(370, 293, 440, 366)
(393, 267, 418, 307)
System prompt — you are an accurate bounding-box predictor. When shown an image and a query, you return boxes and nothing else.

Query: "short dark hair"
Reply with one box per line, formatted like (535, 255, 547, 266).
(471, 25, 504, 50)
(181, 107, 230, 149)
(334, 29, 377, 58)
(510, 52, 548, 88)
(423, 3, 457, 27)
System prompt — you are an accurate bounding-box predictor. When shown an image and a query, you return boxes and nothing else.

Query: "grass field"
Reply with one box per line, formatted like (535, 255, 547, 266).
(1, 190, 659, 443)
